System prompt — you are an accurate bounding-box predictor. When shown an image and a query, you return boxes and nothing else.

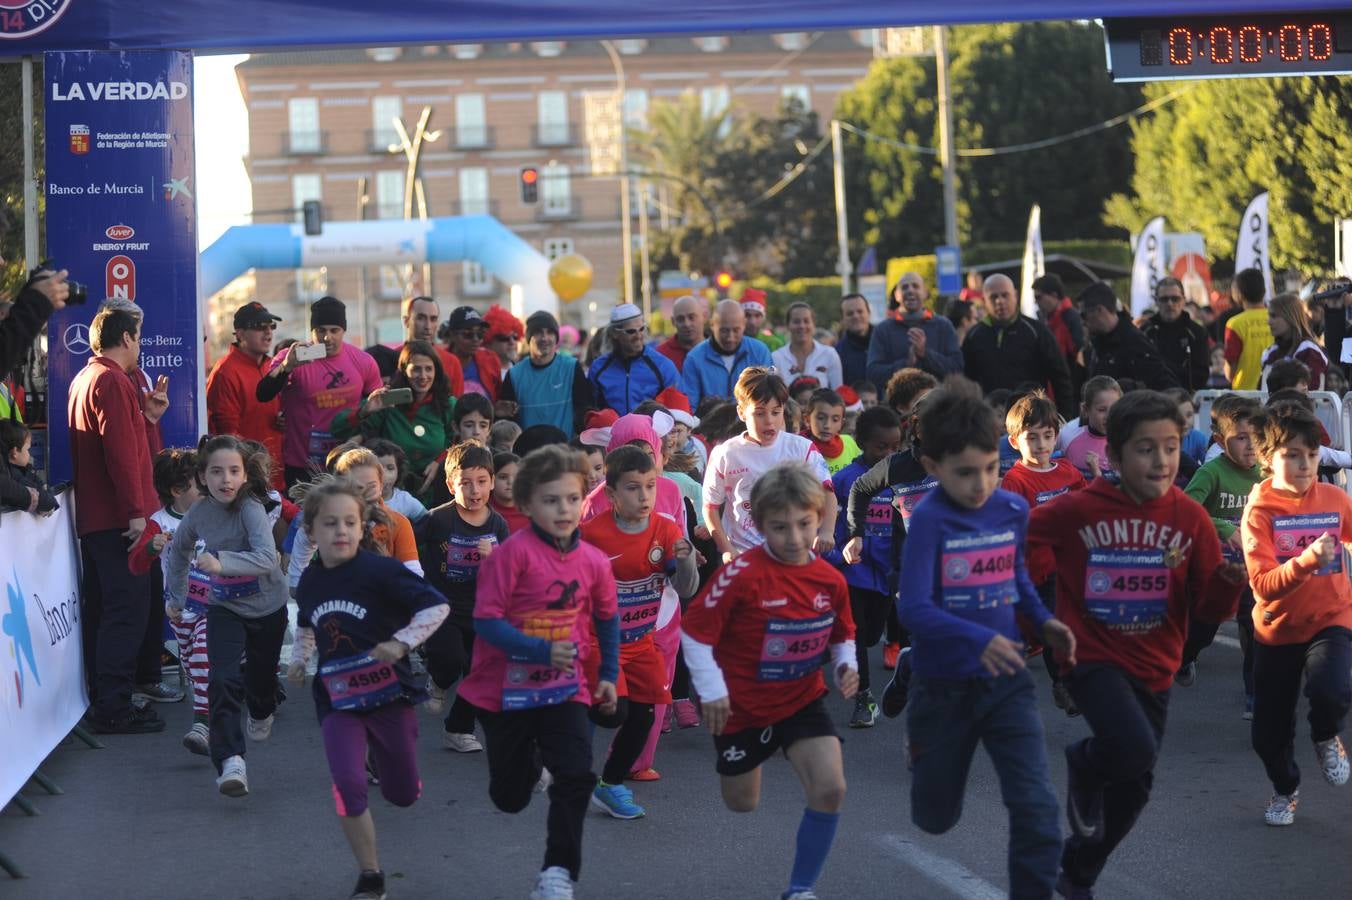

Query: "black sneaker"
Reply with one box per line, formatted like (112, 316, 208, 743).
(91, 705, 166, 735)
(1064, 745, 1104, 842)
(848, 691, 879, 728)
(1053, 681, 1081, 717)
(881, 647, 912, 719)
(351, 870, 387, 900)
(1055, 872, 1095, 899)
(1174, 660, 1198, 687)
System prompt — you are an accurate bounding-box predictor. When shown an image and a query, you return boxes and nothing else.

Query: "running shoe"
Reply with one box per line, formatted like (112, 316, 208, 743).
(591, 781, 646, 819)
(216, 755, 249, 798)
(1243, 695, 1254, 721)
(182, 722, 210, 756)
(534, 767, 553, 793)
(1315, 736, 1350, 786)
(133, 681, 184, 704)
(880, 647, 912, 719)
(628, 767, 661, 782)
(246, 714, 274, 742)
(350, 869, 387, 900)
(424, 682, 447, 715)
(782, 892, 819, 900)
(1054, 873, 1095, 899)
(530, 866, 574, 900)
(674, 698, 700, 729)
(90, 705, 166, 734)
(1053, 681, 1081, 717)
(1174, 660, 1198, 687)
(849, 691, 879, 729)
(1064, 747, 1104, 842)
(1264, 791, 1298, 826)
(882, 642, 901, 670)
(443, 731, 483, 753)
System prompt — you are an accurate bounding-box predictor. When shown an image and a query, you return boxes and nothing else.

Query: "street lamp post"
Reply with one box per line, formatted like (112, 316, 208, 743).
(600, 40, 635, 307)
(389, 106, 442, 296)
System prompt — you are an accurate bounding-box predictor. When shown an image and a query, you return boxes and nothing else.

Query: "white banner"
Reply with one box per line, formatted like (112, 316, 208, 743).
(1130, 216, 1168, 317)
(1235, 191, 1274, 299)
(0, 500, 87, 809)
(1020, 204, 1044, 318)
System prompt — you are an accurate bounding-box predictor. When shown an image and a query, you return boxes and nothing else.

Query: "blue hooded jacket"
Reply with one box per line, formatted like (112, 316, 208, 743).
(679, 336, 773, 409)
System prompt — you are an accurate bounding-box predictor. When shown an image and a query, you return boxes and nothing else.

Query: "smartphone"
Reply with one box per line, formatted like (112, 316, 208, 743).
(295, 342, 327, 362)
(384, 387, 413, 406)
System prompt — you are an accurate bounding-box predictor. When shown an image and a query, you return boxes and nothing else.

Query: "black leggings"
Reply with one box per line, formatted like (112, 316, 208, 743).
(589, 698, 656, 784)
(849, 586, 889, 693)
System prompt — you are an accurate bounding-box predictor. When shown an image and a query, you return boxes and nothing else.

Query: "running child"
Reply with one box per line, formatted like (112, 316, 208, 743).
(827, 405, 902, 728)
(1027, 391, 1242, 896)
(681, 462, 857, 900)
(288, 477, 450, 900)
(704, 367, 835, 563)
(581, 445, 698, 817)
(1179, 395, 1263, 708)
(804, 388, 860, 475)
(165, 435, 291, 797)
(419, 443, 509, 752)
(1242, 402, 1352, 826)
(454, 445, 619, 900)
(490, 450, 530, 534)
(1062, 376, 1122, 481)
(898, 384, 1077, 898)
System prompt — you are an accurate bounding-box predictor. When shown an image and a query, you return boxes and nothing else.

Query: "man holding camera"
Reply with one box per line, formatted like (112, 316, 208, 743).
(1, 259, 72, 374)
(206, 302, 286, 490)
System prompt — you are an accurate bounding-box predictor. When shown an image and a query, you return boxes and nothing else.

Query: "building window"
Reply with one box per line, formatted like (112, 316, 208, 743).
(451, 44, 482, 60)
(463, 262, 494, 295)
(537, 91, 570, 146)
(543, 237, 574, 261)
(371, 96, 403, 149)
(531, 41, 564, 57)
(623, 89, 648, 128)
(455, 93, 488, 148)
(693, 36, 728, 53)
(375, 170, 405, 220)
(781, 84, 811, 113)
(615, 39, 646, 55)
(542, 162, 571, 215)
(775, 33, 808, 51)
(291, 173, 321, 224)
(459, 167, 489, 216)
(378, 265, 405, 300)
(295, 267, 328, 302)
(700, 85, 730, 137)
(287, 98, 321, 153)
(367, 47, 401, 62)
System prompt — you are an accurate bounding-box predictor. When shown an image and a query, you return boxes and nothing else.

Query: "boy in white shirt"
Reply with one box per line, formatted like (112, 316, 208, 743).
(703, 366, 836, 561)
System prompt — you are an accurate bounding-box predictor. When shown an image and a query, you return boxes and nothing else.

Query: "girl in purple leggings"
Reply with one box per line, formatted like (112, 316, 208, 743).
(288, 477, 449, 900)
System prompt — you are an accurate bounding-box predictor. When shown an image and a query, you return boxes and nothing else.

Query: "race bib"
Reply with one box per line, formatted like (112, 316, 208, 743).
(892, 478, 937, 524)
(1084, 549, 1170, 633)
(501, 660, 580, 710)
(865, 490, 893, 538)
(319, 653, 402, 712)
(1034, 486, 1070, 506)
(307, 429, 337, 462)
(616, 575, 663, 643)
(758, 614, 834, 682)
(185, 565, 212, 616)
(940, 530, 1018, 612)
(1274, 512, 1342, 576)
(210, 574, 261, 603)
(444, 533, 493, 581)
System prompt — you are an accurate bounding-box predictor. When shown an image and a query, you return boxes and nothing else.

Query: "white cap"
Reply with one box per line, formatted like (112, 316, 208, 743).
(609, 303, 643, 325)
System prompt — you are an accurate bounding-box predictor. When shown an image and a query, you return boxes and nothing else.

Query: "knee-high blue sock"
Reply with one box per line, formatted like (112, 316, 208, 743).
(786, 807, 840, 896)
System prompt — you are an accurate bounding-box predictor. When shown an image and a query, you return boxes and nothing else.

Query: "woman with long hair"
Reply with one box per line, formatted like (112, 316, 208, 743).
(1261, 293, 1328, 390)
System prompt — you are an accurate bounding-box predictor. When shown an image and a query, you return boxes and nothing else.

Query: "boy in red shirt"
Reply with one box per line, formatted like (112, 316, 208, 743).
(581, 445, 698, 819)
(1028, 391, 1244, 898)
(682, 462, 857, 900)
(1242, 402, 1352, 826)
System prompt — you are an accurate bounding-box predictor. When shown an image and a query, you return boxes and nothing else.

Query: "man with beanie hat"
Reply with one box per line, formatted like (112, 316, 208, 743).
(588, 303, 679, 416)
(256, 296, 382, 488)
(206, 301, 286, 488)
(499, 309, 594, 438)
(1079, 282, 1180, 391)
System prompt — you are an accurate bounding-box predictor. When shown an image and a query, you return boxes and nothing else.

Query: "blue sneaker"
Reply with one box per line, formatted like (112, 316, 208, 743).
(591, 781, 645, 819)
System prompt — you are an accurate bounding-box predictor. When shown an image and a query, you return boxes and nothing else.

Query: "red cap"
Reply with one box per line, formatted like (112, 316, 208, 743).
(740, 287, 767, 312)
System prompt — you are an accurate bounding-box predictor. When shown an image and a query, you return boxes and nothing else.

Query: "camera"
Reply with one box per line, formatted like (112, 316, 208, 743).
(30, 260, 88, 305)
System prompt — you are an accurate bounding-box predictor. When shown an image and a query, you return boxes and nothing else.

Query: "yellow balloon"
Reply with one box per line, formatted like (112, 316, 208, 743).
(549, 253, 593, 303)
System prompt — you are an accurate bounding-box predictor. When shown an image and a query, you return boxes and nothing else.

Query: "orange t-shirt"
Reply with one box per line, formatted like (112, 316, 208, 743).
(372, 501, 419, 565)
(1242, 480, 1352, 645)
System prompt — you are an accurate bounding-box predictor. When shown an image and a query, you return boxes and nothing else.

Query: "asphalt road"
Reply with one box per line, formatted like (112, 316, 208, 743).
(3, 622, 1349, 899)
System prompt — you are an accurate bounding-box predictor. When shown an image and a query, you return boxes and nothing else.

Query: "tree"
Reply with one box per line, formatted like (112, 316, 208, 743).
(836, 21, 1142, 259)
(1103, 77, 1352, 273)
(0, 60, 44, 296)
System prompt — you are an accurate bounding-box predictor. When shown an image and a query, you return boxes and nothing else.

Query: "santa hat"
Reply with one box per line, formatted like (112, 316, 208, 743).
(580, 411, 674, 457)
(740, 287, 767, 314)
(579, 409, 619, 446)
(837, 384, 863, 413)
(655, 387, 699, 429)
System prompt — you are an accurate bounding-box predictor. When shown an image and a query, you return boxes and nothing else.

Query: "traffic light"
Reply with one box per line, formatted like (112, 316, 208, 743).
(302, 199, 323, 236)
(714, 270, 733, 294)
(519, 167, 539, 205)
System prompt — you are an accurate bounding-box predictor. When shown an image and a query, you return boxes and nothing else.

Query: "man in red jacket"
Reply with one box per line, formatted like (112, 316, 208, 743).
(446, 305, 501, 401)
(69, 305, 164, 734)
(206, 301, 286, 488)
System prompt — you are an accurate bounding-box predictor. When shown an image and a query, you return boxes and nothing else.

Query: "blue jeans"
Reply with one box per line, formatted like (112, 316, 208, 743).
(907, 667, 1061, 899)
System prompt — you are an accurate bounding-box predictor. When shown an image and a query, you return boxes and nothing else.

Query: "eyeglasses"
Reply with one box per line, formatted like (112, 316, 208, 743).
(617, 325, 647, 336)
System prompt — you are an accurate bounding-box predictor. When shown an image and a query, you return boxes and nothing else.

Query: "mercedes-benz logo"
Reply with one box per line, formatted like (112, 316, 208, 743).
(63, 322, 90, 355)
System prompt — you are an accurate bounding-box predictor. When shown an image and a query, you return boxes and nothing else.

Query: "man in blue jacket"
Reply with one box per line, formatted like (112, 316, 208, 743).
(680, 299, 773, 409)
(587, 303, 679, 415)
(866, 272, 964, 387)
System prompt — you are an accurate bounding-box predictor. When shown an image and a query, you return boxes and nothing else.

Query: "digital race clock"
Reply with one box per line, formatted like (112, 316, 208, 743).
(1104, 14, 1352, 81)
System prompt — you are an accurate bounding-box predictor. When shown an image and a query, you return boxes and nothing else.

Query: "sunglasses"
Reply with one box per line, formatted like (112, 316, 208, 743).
(617, 325, 647, 336)
(246, 323, 278, 332)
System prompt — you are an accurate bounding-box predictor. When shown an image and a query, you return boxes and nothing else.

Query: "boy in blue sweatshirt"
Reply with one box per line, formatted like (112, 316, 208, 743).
(898, 382, 1077, 898)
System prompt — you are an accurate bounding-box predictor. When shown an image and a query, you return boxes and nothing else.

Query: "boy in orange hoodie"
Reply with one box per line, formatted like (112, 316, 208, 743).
(1242, 402, 1352, 827)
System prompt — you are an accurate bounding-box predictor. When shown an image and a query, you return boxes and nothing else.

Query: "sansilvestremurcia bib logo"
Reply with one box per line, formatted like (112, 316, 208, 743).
(0, 0, 73, 40)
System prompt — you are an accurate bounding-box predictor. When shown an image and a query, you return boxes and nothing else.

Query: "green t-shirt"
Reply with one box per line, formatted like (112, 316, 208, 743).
(1183, 453, 1263, 540)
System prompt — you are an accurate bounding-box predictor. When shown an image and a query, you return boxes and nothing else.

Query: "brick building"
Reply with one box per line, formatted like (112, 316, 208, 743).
(222, 32, 874, 350)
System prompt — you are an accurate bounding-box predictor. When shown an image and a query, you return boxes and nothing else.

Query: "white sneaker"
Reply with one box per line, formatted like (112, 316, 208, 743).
(443, 731, 483, 753)
(182, 722, 210, 756)
(1316, 736, 1350, 786)
(1264, 790, 1298, 826)
(217, 755, 249, 798)
(424, 683, 447, 715)
(529, 866, 574, 900)
(246, 714, 275, 742)
(534, 767, 553, 793)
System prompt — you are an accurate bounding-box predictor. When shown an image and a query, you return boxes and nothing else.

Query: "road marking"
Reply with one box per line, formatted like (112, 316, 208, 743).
(876, 834, 1005, 900)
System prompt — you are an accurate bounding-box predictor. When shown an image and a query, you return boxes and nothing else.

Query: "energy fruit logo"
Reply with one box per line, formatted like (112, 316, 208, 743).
(0, 0, 73, 40)
(1, 569, 39, 708)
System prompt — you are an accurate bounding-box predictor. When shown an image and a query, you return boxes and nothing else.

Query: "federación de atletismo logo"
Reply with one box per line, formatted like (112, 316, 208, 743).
(0, 0, 74, 40)
(1, 569, 40, 708)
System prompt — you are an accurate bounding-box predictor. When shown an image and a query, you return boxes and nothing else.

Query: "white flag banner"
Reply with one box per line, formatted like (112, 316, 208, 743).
(1235, 191, 1274, 299)
(1020, 204, 1044, 318)
(1130, 216, 1168, 317)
